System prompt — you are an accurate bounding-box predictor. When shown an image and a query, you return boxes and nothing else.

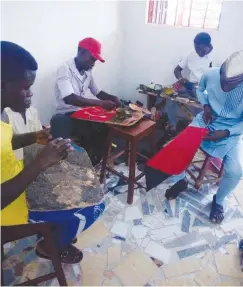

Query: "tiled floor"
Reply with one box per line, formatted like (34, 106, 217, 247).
(2, 160, 243, 286)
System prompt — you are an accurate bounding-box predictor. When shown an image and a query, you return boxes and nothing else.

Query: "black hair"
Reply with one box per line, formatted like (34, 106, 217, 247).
(194, 32, 211, 46)
(1, 41, 38, 82)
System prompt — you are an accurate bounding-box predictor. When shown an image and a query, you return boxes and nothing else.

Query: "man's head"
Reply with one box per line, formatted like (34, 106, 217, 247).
(220, 50, 243, 92)
(75, 37, 105, 71)
(1, 41, 38, 113)
(194, 33, 213, 57)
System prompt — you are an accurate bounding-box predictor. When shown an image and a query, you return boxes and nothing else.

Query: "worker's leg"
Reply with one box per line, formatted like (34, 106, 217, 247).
(163, 100, 177, 129)
(210, 142, 243, 223)
(50, 113, 73, 139)
(88, 122, 109, 164)
(29, 201, 105, 263)
(216, 143, 243, 205)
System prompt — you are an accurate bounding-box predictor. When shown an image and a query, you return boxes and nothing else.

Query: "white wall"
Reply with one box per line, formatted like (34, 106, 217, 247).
(2, 0, 243, 117)
(1, 0, 122, 124)
(119, 0, 243, 105)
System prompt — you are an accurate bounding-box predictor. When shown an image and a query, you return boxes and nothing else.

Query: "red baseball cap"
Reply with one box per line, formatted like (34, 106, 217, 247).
(78, 37, 105, 63)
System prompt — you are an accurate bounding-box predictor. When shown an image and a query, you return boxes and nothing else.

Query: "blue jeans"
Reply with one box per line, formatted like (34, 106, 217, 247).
(170, 139, 243, 206)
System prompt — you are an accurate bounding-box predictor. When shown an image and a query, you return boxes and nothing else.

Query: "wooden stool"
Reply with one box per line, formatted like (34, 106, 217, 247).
(1, 223, 67, 286)
(100, 119, 156, 204)
(187, 148, 224, 189)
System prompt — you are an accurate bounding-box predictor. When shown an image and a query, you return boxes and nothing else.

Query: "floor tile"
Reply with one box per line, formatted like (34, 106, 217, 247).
(162, 258, 201, 278)
(111, 221, 129, 238)
(214, 252, 243, 279)
(150, 225, 182, 240)
(219, 278, 243, 286)
(177, 244, 210, 259)
(142, 216, 164, 229)
(221, 219, 243, 232)
(125, 206, 142, 221)
(145, 241, 173, 264)
(194, 266, 220, 286)
(132, 226, 149, 239)
(80, 252, 106, 286)
(156, 277, 197, 286)
(113, 250, 160, 286)
(75, 221, 110, 250)
(107, 245, 121, 269)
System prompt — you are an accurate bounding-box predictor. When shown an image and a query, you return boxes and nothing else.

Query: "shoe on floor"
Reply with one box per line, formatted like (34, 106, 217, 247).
(165, 178, 188, 200)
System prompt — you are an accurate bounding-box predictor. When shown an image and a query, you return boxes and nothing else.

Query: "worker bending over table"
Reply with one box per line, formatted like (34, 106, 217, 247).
(164, 32, 214, 131)
(51, 37, 121, 165)
(162, 51, 243, 224)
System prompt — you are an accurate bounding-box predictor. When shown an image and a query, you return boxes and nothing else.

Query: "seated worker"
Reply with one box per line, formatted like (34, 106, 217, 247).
(164, 32, 213, 132)
(2, 104, 42, 166)
(174, 32, 213, 94)
(51, 37, 121, 165)
(1, 41, 105, 264)
(164, 50, 243, 224)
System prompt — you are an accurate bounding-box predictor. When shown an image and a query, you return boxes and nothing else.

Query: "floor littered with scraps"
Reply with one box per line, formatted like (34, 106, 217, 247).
(3, 152, 243, 286)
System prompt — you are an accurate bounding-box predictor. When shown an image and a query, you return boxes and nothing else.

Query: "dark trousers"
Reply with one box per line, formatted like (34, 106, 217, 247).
(50, 113, 108, 164)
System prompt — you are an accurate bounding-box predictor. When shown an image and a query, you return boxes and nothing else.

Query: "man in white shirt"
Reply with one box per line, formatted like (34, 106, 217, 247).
(174, 32, 213, 88)
(51, 37, 121, 165)
(2, 106, 42, 162)
(163, 33, 213, 134)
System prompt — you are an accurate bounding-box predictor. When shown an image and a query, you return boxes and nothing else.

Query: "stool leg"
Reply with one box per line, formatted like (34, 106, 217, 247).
(127, 140, 137, 204)
(1, 244, 5, 286)
(150, 126, 156, 155)
(100, 131, 114, 183)
(195, 156, 211, 189)
(42, 228, 67, 286)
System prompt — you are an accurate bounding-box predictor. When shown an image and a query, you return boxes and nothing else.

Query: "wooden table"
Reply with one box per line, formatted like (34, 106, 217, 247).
(139, 90, 203, 111)
(100, 119, 156, 204)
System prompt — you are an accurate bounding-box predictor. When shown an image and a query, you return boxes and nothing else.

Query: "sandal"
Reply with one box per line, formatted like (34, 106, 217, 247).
(72, 237, 77, 244)
(210, 195, 224, 224)
(36, 240, 83, 264)
(165, 178, 188, 200)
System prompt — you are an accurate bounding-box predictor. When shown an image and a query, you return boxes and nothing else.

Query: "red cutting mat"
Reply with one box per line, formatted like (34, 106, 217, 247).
(147, 126, 208, 175)
(72, 106, 116, 122)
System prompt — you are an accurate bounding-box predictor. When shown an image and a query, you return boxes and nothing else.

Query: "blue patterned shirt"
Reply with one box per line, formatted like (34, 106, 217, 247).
(192, 67, 243, 158)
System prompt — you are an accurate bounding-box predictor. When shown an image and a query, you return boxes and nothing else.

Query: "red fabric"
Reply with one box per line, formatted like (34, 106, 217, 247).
(147, 126, 208, 175)
(78, 38, 105, 62)
(172, 81, 183, 91)
(71, 106, 116, 122)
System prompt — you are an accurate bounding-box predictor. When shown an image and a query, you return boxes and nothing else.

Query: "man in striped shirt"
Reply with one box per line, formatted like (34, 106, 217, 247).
(165, 51, 243, 224)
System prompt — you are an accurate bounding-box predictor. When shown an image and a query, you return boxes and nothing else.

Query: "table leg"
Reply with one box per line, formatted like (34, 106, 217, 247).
(100, 130, 114, 183)
(147, 95, 157, 111)
(127, 140, 137, 204)
(125, 140, 130, 166)
(150, 126, 156, 155)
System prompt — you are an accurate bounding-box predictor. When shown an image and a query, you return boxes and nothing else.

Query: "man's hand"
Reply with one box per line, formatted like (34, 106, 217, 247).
(36, 138, 73, 169)
(204, 130, 230, 141)
(35, 129, 52, 145)
(99, 100, 116, 110)
(178, 78, 189, 85)
(203, 105, 214, 124)
(111, 96, 122, 107)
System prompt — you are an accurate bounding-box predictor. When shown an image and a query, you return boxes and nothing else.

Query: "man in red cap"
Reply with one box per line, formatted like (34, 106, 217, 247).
(51, 37, 121, 165)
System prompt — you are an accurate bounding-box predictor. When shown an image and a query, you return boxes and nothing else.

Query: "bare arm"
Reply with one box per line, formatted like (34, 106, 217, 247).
(64, 93, 118, 110)
(12, 132, 36, 150)
(64, 93, 103, 107)
(96, 90, 115, 101)
(1, 158, 43, 209)
(1, 138, 72, 210)
(174, 65, 183, 80)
